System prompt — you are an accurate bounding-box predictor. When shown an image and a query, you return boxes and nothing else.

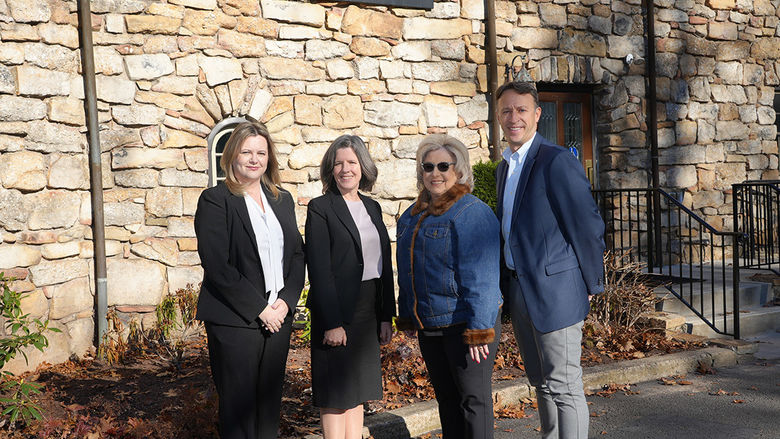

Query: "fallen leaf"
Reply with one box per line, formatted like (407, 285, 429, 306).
(732, 399, 745, 404)
(677, 380, 693, 385)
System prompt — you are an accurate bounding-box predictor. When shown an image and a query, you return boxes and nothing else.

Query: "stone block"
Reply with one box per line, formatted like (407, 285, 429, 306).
(294, 95, 322, 126)
(288, 143, 329, 169)
(0, 150, 47, 191)
(6, 0, 51, 23)
(709, 21, 738, 40)
(49, 154, 88, 190)
(29, 258, 89, 287)
(0, 189, 28, 231)
(403, 17, 471, 40)
(182, 188, 203, 216)
(16, 65, 71, 97)
(392, 41, 431, 61)
(146, 187, 183, 217)
(159, 169, 208, 187)
(374, 159, 417, 199)
(112, 104, 166, 126)
(199, 55, 243, 87)
(422, 95, 458, 128)
(27, 191, 81, 230)
(326, 59, 354, 80)
(715, 120, 749, 140)
(559, 29, 606, 56)
(96, 75, 137, 105)
(265, 40, 304, 58)
(340, 5, 403, 39)
(675, 121, 697, 145)
(261, 0, 325, 27)
(182, 9, 236, 35)
(125, 15, 181, 34)
(169, 0, 216, 9)
(364, 101, 421, 127)
(168, 266, 204, 293)
(131, 238, 179, 266)
(38, 23, 79, 49)
(0, 245, 41, 269)
(0, 96, 46, 122)
(510, 27, 559, 50)
(322, 95, 362, 129)
(124, 54, 174, 81)
(350, 37, 390, 57)
(49, 276, 92, 320)
(48, 97, 86, 126)
(161, 128, 207, 149)
(460, 0, 483, 19)
(411, 61, 460, 82)
(431, 39, 465, 60)
(607, 35, 645, 58)
(19, 289, 47, 319)
(457, 95, 488, 125)
(217, 29, 266, 57)
(112, 147, 184, 170)
(260, 57, 325, 81)
(107, 258, 166, 306)
(539, 3, 566, 27)
(305, 40, 349, 60)
(236, 16, 278, 37)
(750, 38, 780, 59)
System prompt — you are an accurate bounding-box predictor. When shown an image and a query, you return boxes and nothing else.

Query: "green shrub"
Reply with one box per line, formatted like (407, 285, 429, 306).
(472, 160, 499, 212)
(0, 272, 60, 429)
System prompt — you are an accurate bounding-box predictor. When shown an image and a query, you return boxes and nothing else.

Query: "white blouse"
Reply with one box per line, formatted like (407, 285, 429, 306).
(244, 190, 285, 304)
(345, 199, 382, 281)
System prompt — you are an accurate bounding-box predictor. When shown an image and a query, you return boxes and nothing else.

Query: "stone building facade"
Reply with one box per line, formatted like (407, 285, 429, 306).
(0, 0, 777, 372)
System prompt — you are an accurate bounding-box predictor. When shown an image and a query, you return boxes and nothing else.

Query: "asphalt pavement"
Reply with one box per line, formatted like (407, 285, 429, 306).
(417, 331, 780, 439)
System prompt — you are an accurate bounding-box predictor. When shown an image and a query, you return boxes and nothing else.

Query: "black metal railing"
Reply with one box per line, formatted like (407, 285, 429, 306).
(733, 180, 780, 274)
(592, 188, 743, 338)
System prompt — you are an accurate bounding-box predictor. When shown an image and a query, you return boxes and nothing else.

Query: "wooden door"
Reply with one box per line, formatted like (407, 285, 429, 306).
(537, 92, 594, 186)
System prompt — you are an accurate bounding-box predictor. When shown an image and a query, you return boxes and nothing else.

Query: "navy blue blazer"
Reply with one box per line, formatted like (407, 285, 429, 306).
(496, 134, 605, 333)
(194, 182, 305, 328)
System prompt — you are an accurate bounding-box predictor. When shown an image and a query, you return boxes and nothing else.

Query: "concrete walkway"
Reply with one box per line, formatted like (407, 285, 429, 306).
(360, 338, 753, 438)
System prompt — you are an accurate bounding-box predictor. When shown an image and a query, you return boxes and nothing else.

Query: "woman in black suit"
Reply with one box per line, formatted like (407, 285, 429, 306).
(305, 135, 395, 439)
(195, 120, 304, 439)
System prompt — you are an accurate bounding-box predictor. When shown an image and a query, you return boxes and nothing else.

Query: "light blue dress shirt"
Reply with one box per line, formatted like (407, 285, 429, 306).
(501, 133, 536, 270)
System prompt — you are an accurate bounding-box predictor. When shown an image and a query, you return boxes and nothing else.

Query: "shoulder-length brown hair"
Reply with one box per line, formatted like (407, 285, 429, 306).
(319, 134, 378, 194)
(219, 120, 281, 198)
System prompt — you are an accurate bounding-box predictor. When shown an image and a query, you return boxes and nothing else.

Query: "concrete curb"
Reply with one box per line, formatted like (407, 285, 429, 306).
(359, 346, 739, 439)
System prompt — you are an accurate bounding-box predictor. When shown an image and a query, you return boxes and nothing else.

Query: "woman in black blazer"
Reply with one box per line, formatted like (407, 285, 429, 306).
(195, 120, 304, 439)
(305, 135, 395, 439)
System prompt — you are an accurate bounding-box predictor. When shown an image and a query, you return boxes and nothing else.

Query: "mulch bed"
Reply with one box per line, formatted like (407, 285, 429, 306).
(0, 321, 704, 438)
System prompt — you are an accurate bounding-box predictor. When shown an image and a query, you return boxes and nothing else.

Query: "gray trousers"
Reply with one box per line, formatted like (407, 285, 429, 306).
(508, 276, 588, 439)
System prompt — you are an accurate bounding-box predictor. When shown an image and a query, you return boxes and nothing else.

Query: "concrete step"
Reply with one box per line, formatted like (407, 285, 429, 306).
(655, 281, 770, 315)
(683, 306, 780, 339)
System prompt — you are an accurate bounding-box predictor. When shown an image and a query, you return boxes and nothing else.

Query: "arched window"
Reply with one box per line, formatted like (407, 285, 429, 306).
(206, 117, 248, 187)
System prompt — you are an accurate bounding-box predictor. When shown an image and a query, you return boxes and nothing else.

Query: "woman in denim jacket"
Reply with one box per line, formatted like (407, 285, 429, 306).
(396, 134, 503, 439)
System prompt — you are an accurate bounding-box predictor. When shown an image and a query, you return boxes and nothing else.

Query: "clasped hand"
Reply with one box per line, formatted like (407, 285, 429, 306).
(258, 299, 288, 333)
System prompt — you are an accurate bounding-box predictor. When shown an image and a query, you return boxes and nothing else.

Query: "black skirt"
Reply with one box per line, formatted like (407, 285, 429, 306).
(311, 279, 382, 409)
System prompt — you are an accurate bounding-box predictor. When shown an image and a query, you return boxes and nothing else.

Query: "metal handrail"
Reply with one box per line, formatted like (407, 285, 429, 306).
(733, 181, 780, 274)
(592, 187, 742, 338)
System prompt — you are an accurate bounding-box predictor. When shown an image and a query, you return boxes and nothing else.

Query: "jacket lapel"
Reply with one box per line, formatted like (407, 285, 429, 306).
(510, 134, 543, 227)
(329, 189, 362, 255)
(495, 159, 508, 218)
(229, 191, 260, 257)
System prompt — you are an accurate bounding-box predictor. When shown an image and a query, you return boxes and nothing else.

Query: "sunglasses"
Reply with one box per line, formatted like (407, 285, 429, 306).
(421, 162, 456, 173)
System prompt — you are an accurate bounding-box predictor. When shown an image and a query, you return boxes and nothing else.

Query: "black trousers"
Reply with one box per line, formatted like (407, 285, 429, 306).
(417, 317, 501, 439)
(205, 319, 292, 439)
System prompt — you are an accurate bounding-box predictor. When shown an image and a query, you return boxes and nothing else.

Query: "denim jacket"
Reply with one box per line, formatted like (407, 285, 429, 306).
(396, 184, 503, 345)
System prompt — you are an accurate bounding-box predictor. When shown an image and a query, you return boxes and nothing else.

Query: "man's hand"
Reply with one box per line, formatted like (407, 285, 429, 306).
(323, 327, 347, 346)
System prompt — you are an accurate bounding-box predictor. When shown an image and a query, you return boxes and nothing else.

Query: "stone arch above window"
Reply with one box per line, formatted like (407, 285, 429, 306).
(206, 116, 248, 188)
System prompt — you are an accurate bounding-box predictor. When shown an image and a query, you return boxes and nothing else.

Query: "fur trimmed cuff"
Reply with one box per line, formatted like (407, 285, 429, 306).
(463, 327, 495, 345)
(394, 317, 417, 332)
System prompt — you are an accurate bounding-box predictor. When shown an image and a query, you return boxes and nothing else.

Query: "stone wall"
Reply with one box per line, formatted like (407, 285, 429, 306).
(0, 0, 777, 372)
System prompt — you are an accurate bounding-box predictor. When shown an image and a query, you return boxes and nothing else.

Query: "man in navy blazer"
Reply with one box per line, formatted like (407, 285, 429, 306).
(495, 81, 605, 439)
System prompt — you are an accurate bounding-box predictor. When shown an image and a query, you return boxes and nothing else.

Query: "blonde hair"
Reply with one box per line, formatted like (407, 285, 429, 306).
(415, 134, 474, 192)
(220, 120, 281, 198)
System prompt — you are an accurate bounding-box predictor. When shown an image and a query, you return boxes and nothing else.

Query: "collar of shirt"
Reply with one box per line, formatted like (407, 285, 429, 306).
(501, 132, 536, 168)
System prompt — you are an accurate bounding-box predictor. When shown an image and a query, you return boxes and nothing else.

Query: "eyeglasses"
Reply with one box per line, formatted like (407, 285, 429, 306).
(421, 162, 456, 173)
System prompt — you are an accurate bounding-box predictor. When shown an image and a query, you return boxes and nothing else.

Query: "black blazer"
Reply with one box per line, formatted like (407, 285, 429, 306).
(305, 188, 395, 331)
(195, 182, 305, 328)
